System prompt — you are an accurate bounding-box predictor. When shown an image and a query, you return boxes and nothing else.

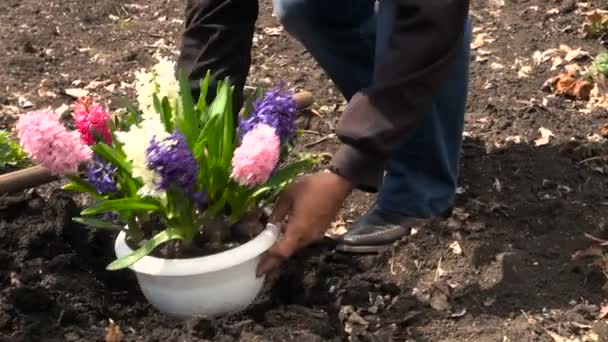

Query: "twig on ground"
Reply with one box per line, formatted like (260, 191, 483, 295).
(300, 130, 322, 135)
(304, 133, 336, 148)
(434, 257, 443, 282)
(577, 155, 608, 165)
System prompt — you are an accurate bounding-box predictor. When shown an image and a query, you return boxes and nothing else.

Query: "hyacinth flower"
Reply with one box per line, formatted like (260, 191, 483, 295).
(146, 131, 204, 202)
(231, 123, 281, 187)
(115, 118, 170, 198)
(16, 110, 92, 176)
(134, 56, 180, 121)
(87, 155, 118, 194)
(239, 86, 297, 142)
(73, 97, 113, 145)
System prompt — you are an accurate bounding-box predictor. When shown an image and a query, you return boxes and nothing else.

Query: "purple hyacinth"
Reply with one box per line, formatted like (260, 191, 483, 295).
(87, 155, 118, 194)
(146, 131, 199, 193)
(240, 86, 297, 141)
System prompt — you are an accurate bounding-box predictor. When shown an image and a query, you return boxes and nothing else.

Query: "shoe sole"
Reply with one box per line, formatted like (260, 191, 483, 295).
(335, 243, 393, 254)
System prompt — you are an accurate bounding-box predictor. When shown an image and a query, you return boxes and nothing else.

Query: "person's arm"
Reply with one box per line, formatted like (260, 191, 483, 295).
(257, 0, 470, 275)
(329, 0, 470, 191)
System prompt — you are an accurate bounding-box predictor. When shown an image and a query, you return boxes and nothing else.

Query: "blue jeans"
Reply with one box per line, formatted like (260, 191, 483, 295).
(273, 0, 472, 218)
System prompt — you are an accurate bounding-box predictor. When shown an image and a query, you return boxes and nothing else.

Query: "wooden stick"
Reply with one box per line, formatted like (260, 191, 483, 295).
(0, 91, 315, 195)
(0, 165, 58, 195)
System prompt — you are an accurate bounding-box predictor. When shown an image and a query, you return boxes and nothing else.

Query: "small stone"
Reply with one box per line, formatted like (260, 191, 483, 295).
(445, 217, 463, 231)
(347, 312, 369, 326)
(466, 221, 486, 232)
(560, 0, 575, 14)
(338, 305, 354, 322)
(64, 332, 79, 341)
(367, 305, 378, 314)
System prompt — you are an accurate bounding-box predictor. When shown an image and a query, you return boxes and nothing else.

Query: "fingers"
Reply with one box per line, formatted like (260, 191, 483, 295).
(269, 185, 294, 225)
(256, 226, 300, 276)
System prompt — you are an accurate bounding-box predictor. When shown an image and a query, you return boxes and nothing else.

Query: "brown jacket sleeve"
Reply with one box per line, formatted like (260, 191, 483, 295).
(329, 0, 470, 192)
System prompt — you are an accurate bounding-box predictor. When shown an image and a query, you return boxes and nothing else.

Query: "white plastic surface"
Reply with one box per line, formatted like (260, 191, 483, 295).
(114, 223, 280, 318)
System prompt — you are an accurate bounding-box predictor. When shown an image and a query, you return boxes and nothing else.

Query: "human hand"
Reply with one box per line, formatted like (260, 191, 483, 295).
(256, 170, 353, 276)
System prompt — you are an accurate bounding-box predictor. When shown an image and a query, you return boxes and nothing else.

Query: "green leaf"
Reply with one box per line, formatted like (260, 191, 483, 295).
(250, 158, 315, 199)
(595, 52, 608, 77)
(62, 175, 103, 197)
(0, 130, 28, 168)
(120, 96, 143, 126)
(208, 79, 229, 119)
(197, 71, 211, 123)
(73, 217, 126, 231)
(81, 198, 162, 216)
(92, 143, 132, 174)
(221, 84, 235, 170)
(106, 229, 184, 270)
(176, 69, 198, 148)
(241, 86, 264, 119)
(161, 96, 174, 132)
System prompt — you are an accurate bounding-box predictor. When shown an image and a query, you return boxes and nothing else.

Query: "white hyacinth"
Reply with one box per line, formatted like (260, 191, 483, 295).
(134, 55, 180, 121)
(115, 117, 170, 198)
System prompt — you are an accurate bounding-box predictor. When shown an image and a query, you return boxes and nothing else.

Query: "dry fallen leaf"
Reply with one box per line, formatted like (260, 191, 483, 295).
(518, 65, 532, 79)
(533, 48, 558, 65)
(505, 135, 523, 144)
(535, 127, 554, 146)
(17, 96, 33, 108)
(544, 73, 593, 100)
(325, 217, 347, 238)
(491, 62, 505, 70)
(471, 33, 495, 50)
(55, 104, 70, 117)
(64, 88, 89, 99)
(105, 320, 123, 342)
(105, 84, 117, 93)
(448, 241, 463, 255)
(571, 245, 604, 261)
(599, 304, 608, 319)
(85, 80, 111, 90)
(564, 63, 580, 75)
(546, 331, 571, 342)
(263, 26, 283, 36)
(560, 44, 589, 62)
(551, 56, 564, 71)
(583, 10, 608, 38)
(601, 123, 608, 138)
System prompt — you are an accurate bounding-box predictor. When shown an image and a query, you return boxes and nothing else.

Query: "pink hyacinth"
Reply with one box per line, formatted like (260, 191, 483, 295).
(73, 97, 112, 145)
(231, 123, 280, 187)
(16, 111, 92, 176)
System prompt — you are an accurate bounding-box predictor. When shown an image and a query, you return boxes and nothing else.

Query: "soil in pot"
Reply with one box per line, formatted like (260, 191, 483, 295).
(125, 209, 270, 260)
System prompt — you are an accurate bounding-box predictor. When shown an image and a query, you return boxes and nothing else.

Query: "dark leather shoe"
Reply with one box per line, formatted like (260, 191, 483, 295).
(335, 206, 428, 253)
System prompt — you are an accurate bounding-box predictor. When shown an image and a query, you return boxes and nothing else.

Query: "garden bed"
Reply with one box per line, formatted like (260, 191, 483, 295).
(1, 0, 608, 341)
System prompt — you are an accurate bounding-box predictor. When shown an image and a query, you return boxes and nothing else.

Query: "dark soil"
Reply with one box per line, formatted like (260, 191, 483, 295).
(2, 0, 608, 341)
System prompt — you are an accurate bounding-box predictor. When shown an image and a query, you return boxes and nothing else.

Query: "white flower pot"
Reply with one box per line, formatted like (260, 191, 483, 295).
(114, 223, 280, 318)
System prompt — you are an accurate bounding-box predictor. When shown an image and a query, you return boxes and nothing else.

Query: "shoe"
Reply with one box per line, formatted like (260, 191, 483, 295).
(335, 206, 428, 253)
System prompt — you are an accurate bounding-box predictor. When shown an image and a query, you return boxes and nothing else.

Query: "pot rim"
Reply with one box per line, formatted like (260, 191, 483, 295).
(114, 223, 280, 276)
